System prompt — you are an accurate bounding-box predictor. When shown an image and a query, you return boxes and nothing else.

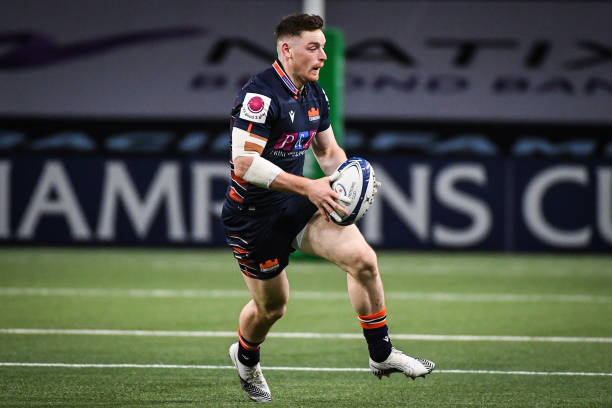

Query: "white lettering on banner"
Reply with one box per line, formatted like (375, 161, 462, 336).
(433, 164, 492, 247)
(97, 162, 186, 241)
(191, 163, 228, 241)
(597, 168, 612, 245)
(17, 161, 91, 240)
(362, 165, 430, 244)
(0, 162, 10, 238)
(364, 164, 490, 247)
(1, 159, 609, 249)
(523, 166, 591, 247)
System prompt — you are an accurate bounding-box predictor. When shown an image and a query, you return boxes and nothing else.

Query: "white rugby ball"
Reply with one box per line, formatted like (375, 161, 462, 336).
(330, 157, 376, 226)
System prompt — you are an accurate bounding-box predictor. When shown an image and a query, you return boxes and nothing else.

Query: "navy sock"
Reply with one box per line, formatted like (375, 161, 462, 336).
(363, 325, 393, 362)
(237, 329, 261, 367)
(358, 309, 392, 363)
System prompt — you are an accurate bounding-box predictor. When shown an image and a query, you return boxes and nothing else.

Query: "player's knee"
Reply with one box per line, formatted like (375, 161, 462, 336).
(349, 246, 379, 281)
(260, 302, 287, 323)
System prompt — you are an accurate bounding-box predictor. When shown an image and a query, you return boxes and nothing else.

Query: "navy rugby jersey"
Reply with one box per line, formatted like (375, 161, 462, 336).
(225, 60, 331, 210)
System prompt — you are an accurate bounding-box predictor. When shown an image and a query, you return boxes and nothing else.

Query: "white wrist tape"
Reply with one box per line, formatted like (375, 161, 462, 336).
(243, 155, 282, 188)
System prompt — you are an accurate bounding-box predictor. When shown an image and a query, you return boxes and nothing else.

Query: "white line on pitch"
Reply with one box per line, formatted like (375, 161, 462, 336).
(0, 287, 609, 303)
(1, 362, 610, 377)
(2, 329, 611, 343)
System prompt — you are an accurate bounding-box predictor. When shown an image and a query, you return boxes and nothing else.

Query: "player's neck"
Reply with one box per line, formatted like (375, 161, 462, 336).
(288, 73, 305, 92)
(278, 58, 305, 91)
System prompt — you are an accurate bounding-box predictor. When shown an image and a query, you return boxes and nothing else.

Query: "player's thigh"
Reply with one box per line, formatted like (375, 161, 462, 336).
(298, 213, 375, 272)
(243, 268, 290, 311)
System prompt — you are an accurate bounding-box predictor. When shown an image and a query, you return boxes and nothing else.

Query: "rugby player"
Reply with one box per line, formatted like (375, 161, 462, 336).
(222, 13, 435, 403)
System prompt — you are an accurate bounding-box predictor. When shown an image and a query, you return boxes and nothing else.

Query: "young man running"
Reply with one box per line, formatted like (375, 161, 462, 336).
(222, 13, 435, 403)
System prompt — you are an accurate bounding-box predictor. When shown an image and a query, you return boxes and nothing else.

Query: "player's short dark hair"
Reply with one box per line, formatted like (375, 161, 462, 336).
(275, 13, 324, 39)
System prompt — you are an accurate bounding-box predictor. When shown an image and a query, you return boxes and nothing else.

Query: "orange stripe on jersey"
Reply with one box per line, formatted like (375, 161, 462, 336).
(236, 258, 255, 267)
(247, 122, 253, 132)
(272, 61, 285, 78)
(244, 141, 264, 155)
(231, 172, 248, 188)
(229, 187, 244, 203)
(240, 269, 257, 279)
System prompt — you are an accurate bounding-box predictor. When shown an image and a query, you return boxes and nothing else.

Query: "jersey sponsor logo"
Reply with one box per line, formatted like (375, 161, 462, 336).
(259, 258, 280, 273)
(240, 93, 271, 123)
(307, 107, 320, 122)
(247, 96, 265, 113)
(274, 130, 317, 151)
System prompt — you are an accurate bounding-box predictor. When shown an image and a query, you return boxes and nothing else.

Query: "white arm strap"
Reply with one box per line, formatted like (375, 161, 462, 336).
(243, 155, 282, 188)
(232, 127, 267, 160)
(231, 126, 281, 188)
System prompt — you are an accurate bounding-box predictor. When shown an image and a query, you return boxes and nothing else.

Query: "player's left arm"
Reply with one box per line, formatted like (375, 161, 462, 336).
(312, 125, 382, 195)
(311, 125, 347, 176)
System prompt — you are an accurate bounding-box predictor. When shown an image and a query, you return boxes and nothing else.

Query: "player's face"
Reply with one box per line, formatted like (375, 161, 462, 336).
(288, 29, 326, 87)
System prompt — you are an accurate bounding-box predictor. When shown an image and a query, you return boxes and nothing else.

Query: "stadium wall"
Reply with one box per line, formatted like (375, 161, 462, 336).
(1, 1, 611, 122)
(1, 1, 610, 252)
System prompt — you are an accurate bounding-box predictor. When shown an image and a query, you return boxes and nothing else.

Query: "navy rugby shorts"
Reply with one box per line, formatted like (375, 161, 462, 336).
(221, 194, 317, 280)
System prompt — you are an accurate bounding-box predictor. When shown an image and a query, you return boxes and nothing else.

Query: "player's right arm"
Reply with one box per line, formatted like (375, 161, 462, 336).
(233, 149, 347, 222)
(231, 91, 347, 220)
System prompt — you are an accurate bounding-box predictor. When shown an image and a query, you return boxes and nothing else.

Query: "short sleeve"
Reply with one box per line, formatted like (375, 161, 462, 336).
(231, 89, 278, 140)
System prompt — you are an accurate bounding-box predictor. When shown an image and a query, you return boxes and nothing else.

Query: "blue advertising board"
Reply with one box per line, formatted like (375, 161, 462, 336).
(1, 155, 609, 252)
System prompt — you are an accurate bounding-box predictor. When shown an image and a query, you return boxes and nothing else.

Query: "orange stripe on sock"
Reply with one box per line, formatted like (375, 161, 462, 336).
(238, 328, 260, 351)
(360, 320, 387, 329)
(358, 308, 387, 321)
(358, 307, 387, 329)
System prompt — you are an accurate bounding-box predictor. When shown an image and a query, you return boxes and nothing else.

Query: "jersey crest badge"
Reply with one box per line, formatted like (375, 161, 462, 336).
(308, 107, 320, 122)
(259, 258, 280, 273)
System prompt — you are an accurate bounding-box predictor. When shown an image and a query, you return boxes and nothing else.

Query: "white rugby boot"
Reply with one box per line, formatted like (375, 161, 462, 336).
(369, 347, 435, 380)
(228, 342, 271, 403)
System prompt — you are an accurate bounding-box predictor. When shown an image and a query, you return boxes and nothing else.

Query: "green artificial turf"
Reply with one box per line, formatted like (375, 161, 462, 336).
(0, 249, 611, 407)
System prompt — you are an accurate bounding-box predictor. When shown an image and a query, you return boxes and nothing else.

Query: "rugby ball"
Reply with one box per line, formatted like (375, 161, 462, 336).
(329, 157, 376, 226)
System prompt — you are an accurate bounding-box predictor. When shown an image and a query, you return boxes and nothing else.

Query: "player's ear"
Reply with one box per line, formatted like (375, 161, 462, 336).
(280, 41, 291, 58)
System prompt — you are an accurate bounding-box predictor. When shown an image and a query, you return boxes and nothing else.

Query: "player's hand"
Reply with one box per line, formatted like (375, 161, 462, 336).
(307, 177, 350, 222)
